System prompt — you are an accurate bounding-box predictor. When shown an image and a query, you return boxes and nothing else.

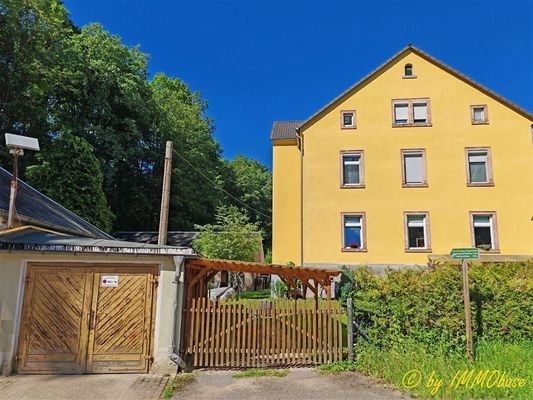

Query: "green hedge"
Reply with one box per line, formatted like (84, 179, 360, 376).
(341, 262, 532, 353)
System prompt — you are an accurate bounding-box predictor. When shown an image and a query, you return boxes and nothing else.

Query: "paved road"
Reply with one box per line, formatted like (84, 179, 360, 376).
(176, 368, 412, 400)
(0, 374, 169, 400)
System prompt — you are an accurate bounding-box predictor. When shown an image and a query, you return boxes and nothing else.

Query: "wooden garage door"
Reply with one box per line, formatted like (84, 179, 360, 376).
(17, 265, 157, 374)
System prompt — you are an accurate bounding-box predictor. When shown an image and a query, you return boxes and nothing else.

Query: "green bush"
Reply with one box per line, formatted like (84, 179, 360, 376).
(344, 262, 532, 353)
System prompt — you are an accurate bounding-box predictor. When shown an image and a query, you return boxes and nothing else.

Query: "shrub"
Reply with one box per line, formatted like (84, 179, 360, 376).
(344, 262, 532, 353)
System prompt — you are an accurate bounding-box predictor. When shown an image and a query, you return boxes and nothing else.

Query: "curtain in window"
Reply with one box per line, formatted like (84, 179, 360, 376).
(343, 156, 360, 184)
(469, 153, 487, 182)
(407, 215, 426, 248)
(473, 108, 485, 121)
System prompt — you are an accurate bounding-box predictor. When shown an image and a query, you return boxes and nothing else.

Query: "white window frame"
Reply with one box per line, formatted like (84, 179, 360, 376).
(341, 110, 357, 129)
(341, 212, 367, 252)
(470, 212, 499, 252)
(465, 147, 494, 186)
(401, 149, 427, 187)
(404, 212, 431, 252)
(392, 98, 431, 126)
(340, 150, 365, 188)
(470, 104, 489, 124)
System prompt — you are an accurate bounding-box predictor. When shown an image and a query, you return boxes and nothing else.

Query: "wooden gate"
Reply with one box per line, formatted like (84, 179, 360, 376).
(17, 264, 157, 374)
(185, 298, 344, 367)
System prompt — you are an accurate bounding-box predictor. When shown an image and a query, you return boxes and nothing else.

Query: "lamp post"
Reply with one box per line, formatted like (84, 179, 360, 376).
(4, 133, 40, 228)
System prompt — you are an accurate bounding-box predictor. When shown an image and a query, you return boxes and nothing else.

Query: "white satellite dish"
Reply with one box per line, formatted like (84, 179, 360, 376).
(5, 133, 40, 151)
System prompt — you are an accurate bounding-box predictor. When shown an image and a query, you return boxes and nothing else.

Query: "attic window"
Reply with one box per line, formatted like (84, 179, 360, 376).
(341, 110, 357, 129)
(403, 64, 416, 79)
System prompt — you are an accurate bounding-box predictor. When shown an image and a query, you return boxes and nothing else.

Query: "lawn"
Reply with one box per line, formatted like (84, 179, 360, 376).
(319, 340, 532, 399)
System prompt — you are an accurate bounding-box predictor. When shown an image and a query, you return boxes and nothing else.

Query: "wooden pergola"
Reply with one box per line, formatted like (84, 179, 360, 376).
(184, 257, 340, 303)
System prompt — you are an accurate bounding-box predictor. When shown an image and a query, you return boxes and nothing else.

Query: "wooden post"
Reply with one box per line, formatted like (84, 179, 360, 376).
(462, 259, 474, 361)
(158, 141, 173, 245)
(347, 297, 354, 361)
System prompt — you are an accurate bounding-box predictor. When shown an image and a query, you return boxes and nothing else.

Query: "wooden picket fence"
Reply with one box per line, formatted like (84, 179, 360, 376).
(186, 298, 344, 368)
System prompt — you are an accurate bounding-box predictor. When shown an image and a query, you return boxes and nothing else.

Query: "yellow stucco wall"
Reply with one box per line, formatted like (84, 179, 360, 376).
(0, 252, 179, 374)
(272, 140, 301, 265)
(273, 50, 533, 266)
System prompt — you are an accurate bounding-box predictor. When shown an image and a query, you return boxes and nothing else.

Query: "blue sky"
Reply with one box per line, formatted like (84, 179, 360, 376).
(63, 0, 533, 168)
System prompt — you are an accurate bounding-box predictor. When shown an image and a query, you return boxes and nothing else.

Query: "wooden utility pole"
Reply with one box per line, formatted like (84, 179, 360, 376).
(462, 259, 474, 361)
(158, 141, 173, 246)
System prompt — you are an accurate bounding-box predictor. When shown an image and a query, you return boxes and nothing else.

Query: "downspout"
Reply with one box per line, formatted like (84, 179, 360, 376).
(169, 255, 186, 369)
(296, 127, 304, 267)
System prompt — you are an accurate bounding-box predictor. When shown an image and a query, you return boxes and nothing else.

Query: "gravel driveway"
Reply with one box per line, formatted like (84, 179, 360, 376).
(175, 368, 411, 400)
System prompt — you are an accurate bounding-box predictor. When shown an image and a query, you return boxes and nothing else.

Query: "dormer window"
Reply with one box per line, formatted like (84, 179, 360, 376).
(403, 64, 416, 79)
(341, 110, 357, 129)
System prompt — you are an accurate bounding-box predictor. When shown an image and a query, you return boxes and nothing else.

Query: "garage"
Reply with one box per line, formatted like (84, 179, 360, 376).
(17, 264, 158, 374)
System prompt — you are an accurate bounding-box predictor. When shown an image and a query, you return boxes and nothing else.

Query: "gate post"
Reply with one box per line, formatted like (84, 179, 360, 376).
(347, 297, 354, 361)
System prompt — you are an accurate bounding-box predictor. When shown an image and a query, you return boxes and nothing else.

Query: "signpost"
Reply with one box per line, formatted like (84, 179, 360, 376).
(451, 248, 479, 361)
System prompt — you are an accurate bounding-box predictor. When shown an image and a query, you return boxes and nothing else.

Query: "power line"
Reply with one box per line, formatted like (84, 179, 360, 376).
(172, 148, 272, 220)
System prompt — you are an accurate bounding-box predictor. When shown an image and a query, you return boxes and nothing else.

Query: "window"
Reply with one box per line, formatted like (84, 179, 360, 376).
(404, 64, 413, 76)
(404, 213, 431, 251)
(340, 151, 364, 187)
(470, 212, 499, 251)
(392, 98, 431, 126)
(466, 148, 493, 186)
(470, 105, 488, 124)
(401, 149, 427, 186)
(341, 110, 356, 129)
(342, 213, 366, 251)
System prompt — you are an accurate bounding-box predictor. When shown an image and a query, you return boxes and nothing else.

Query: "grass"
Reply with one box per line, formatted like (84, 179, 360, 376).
(320, 340, 532, 399)
(238, 289, 272, 299)
(232, 368, 289, 379)
(161, 373, 195, 399)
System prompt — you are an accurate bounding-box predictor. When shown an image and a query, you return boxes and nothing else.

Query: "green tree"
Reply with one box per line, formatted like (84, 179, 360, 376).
(0, 0, 75, 166)
(151, 74, 226, 230)
(193, 205, 261, 261)
(26, 132, 114, 232)
(224, 155, 272, 247)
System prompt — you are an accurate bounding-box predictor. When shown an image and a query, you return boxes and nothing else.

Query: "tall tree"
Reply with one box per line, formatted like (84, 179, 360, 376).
(151, 74, 225, 230)
(0, 0, 75, 166)
(26, 132, 114, 232)
(224, 155, 272, 248)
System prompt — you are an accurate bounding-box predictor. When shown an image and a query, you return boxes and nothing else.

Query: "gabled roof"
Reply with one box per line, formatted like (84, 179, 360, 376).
(298, 44, 533, 131)
(270, 121, 303, 141)
(0, 167, 112, 239)
(0, 225, 194, 255)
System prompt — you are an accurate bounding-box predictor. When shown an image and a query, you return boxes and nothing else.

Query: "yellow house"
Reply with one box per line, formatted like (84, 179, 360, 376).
(271, 45, 533, 269)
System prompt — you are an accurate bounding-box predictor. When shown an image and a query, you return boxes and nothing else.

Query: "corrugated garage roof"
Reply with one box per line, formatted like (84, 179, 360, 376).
(0, 226, 194, 255)
(270, 121, 303, 140)
(0, 167, 112, 239)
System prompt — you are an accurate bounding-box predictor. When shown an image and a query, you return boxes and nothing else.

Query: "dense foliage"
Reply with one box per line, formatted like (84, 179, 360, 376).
(0, 0, 272, 237)
(193, 205, 261, 262)
(26, 132, 113, 231)
(341, 262, 532, 353)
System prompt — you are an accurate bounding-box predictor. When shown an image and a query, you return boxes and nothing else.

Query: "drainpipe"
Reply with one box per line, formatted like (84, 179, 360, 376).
(169, 255, 186, 370)
(296, 128, 304, 267)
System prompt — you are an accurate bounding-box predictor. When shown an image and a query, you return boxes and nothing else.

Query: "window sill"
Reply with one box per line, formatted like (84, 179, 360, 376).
(340, 184, 366, 189)
(405, 248, 432, 253)
(402, 75, 417, 79)
(478, 249, 501, 254)
(471, 121, 489, 125)
(392, 123, 432, 128)
(467, 182, 495, 187)
(341, 126, 357, 130)
(342, 248, 368, 253)
(402, 183, 428, 188)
